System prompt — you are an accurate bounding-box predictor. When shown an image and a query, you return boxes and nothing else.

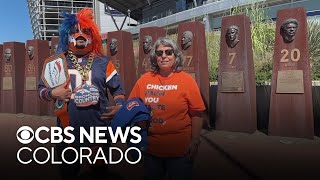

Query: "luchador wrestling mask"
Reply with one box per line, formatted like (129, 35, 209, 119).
(58, 8, 103, 56)
(68, 24, 93, 55)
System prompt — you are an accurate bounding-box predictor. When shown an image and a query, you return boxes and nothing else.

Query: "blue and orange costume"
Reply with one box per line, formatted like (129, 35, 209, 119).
(37, 8, 126, 179)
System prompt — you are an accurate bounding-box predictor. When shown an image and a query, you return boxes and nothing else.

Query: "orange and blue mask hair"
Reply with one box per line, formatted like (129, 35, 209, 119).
(57, 8, 103, 56)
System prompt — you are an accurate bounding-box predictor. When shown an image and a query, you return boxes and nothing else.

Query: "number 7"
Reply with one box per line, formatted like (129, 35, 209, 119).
(229, 53, 236, 65)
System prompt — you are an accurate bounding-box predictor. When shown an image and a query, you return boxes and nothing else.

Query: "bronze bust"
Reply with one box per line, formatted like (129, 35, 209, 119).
(280, 18, 298, 43)
(4, 48, 11, 62)
(53, 44, 58, 53)
(143, 35, 153, 54)
(181, 31, 193, 50)
(28, 46, 34, 60)
(110, 38, 118, 56)
(226, 25, 239, 48)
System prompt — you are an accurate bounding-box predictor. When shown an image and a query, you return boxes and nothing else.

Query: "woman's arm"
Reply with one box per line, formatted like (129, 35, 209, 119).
(190, 110, 203, 142)
(187, 110, 203, 160)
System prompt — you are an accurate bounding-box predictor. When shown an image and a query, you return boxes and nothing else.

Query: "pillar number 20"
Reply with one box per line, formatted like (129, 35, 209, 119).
(280, 48, 301, 62)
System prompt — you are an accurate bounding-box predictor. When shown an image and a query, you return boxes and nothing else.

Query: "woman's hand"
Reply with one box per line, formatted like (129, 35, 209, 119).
(52, 82, 71, 102)
(186, 138, 201, 160)
(101, 105, 122, 121)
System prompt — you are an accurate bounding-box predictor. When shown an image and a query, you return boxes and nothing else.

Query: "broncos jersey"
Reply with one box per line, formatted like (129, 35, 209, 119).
(38, 53, 125, 144)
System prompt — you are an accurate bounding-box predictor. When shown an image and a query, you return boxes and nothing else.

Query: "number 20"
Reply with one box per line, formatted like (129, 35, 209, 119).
(280, 48, 300, 62)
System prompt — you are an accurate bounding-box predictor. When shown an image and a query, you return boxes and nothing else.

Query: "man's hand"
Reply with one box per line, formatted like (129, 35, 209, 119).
(52, 82, 72, 102)
(101, 105, 122, 121)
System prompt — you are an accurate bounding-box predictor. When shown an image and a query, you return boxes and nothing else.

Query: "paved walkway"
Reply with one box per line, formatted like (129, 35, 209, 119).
(195, 130, 320, 180)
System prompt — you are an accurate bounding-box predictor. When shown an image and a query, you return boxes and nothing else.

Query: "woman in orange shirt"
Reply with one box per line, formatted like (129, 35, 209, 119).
(129, 37, 205, 180)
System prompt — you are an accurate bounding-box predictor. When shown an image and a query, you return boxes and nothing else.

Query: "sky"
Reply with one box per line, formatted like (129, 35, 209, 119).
(0, 0, 33, 44)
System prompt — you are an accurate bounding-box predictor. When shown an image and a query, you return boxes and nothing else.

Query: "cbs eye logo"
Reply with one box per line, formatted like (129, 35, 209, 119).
(16, 126, 34, 144)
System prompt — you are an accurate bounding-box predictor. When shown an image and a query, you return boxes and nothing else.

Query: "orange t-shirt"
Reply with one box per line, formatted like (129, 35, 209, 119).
(129, 71, 205, 157)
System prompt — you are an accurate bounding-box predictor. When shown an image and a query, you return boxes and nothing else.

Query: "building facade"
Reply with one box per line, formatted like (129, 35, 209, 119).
(27, 0, 94, 41)
(27, 0, 135, 41)
(100, 0, 320, 35)
(27, 0, 320, 40)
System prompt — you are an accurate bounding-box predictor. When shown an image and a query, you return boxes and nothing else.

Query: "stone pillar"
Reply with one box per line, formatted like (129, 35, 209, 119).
(23, 40, 50, 115)
(1, 42, 25, 113)
(215, 15, 257, 133)
(137, 27, 166, 77)
(107, 30, 137, 97)
(0, 44, 2, 111)
(177, 21, 210, 127)
(269, 8, 313, 139)
(50, 36, 59, 55)
(47, 36, 60, 116)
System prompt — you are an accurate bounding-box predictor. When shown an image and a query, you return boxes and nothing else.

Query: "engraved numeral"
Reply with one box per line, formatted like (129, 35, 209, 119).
(27, 64, 35, 73)
(228, 53, 236, 65)
(280, 48, 301, 63)
(4, 64, 12, 73)
(113, 59, 120, 71)
(185, 56, 193, 67)
(142, 58, 148, 69)
(291, 48, 301, 62)
(280, 49, 289, 62)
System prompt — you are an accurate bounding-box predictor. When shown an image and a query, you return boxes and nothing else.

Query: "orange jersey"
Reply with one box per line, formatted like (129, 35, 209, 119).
(129, 71, 205, 157)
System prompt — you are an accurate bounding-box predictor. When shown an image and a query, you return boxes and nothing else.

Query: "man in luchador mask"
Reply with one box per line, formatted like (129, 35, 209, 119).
(37, 8, 125, 179)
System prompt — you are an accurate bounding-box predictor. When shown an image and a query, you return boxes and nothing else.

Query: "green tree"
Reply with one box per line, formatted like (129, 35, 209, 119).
(230, 0, 275, 85)
(206, 31, 220, 81)
(308, 18, 320, 80)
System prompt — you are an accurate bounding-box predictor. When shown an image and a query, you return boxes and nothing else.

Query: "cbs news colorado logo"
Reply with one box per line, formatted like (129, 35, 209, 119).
(16, 126, 142, 165)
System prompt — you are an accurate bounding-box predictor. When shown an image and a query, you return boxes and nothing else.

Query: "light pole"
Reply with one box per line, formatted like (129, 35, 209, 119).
(127, 9, 131, 26)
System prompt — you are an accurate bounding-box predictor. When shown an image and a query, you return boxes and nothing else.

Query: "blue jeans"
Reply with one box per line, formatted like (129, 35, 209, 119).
(144, 153, 194, 180)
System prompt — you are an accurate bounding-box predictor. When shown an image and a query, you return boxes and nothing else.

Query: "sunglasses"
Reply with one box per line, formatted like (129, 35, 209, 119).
(155, 49, 174, 56)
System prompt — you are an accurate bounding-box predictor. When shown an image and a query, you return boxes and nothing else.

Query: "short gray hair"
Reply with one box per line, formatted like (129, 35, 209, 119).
(144, 35, 152, 42)
(149, 37, 184, 73)
(227, 25, 239, 34)
(281, 18, 298, 29)
(182, 31, 193, 40)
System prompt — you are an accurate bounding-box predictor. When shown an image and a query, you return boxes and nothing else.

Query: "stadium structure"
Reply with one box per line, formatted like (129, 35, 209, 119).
(27, 0, 319, 41)
(26, 0, 136, 41)
(98, 0, 319, 36)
